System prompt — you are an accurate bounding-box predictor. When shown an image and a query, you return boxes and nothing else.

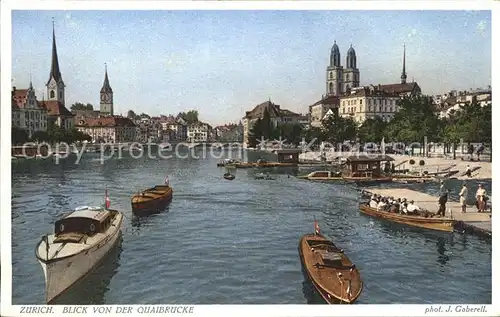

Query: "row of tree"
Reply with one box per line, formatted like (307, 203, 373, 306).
(12, 125, 92, 145)
(248, 96, 492, 149)
(126, 109, 200, 124)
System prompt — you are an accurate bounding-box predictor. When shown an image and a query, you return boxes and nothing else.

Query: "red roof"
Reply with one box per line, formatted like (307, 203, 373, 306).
(379, 82, 421, 95)
(38, 100, 74, 117)
(76, 116, 136, 128)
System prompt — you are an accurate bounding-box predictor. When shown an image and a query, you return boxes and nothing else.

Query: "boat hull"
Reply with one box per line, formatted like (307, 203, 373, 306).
(298, 233, 362, 304)
(359, 203, 454, 232)
(342, 177, 393, 184)
(131, 188, 173, 215)
(36, 212, 124, 303)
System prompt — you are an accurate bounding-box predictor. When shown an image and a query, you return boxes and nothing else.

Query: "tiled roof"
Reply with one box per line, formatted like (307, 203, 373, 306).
(378, 82, 420, 95)
(340, 87, 397, 98)
(309, 95, 340, 109)
(245, 101, 281, 119)
(38, 100, 74, 117)
(76, 116, 136, 128)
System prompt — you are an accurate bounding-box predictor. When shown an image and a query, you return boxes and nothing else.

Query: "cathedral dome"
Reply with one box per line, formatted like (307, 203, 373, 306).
(331, 40, 340, 53)
(347, 45, 356, 56)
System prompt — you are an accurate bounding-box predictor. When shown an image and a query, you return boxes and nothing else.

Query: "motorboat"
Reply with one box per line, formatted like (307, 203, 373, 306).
(131, 184, 173, 215)
(35, 204, 123, 303)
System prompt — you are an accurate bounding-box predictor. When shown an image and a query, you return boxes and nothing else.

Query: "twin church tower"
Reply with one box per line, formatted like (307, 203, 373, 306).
(325, 41, 407, 97)
(46, 21, 114, 116)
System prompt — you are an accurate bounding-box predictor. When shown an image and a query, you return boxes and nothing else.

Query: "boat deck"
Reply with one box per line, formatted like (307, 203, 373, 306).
(363, 188, 491, 236)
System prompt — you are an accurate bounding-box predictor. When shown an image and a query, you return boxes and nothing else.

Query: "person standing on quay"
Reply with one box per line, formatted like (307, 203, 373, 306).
(476, 184, 487, 212)
(437, 180, 449, 217)
(459, 183, 468, 213)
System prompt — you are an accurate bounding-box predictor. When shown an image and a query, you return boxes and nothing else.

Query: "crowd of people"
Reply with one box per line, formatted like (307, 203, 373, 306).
(365, 193, 436, 218)
(363, 181, 490, 217)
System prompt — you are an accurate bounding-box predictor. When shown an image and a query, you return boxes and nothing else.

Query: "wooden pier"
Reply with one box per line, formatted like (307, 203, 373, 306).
(363, 188, 491, 238)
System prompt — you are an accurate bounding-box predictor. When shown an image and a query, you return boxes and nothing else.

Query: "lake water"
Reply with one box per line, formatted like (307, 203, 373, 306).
(10, 149, 492, 304)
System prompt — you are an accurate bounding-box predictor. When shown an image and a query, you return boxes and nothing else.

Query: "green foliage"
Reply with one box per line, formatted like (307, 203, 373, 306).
(127, 110, 137, 119)
(441, 100, 491, 144)
(321, 112, 357, 143)
(177, 110, 199, 124)
(357, 117, 387, 143)
(71, 102, 94, 111)
(12, 127, 29, 145)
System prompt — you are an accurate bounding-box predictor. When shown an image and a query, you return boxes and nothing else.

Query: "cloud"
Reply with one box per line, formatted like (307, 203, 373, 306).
(408, 28, 418, 38)
(476, 20, 487, 34)
(63, 12, 79, 30)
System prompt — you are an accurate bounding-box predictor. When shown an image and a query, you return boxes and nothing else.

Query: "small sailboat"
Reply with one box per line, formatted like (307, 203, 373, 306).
(35, 190, 124, 303)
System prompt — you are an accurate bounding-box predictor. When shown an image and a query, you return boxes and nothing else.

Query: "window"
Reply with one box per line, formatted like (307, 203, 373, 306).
(360, 99, 363, 105)
(50, 90, 55, 98)
(342, 108, 345, 113)
(369, 106, 372, 112)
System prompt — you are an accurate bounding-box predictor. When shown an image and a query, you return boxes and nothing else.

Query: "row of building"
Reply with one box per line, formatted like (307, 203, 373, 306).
(241, 42, 492, 147)
(12, 23, 243, 144)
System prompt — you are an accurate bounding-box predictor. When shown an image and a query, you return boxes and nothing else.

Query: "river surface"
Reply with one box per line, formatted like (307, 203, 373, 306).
(11, 148, 492, 304)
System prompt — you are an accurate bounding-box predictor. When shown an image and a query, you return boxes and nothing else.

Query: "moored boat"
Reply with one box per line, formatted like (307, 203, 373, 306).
(298, 221, 363, 304)
(297, 170, 342, 181)
(358, 203, 455, 232)
(35, 193, 123, 303)
(340, 155, 394, 184)
(131, 177, 173, 215)
(223, 172, 236, 180)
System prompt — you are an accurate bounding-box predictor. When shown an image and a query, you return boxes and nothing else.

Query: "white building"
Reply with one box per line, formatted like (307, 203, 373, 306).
(338, 86, 400, 124)
(309, 95, 340, 127)
(187, 122, 212, 143)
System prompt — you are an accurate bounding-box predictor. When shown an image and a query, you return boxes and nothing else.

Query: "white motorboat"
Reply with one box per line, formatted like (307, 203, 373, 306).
(35, 205, 124, 303)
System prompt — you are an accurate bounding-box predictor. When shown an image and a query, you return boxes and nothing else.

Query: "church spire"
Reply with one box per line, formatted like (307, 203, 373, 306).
(47, 18, 62, 85)
(401, 44, 407, 84)
(100, 63, 113, 93)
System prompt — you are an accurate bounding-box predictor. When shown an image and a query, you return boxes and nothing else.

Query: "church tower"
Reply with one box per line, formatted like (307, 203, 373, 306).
(46, 20, 65, 105)
(343, 44, 360, 92)
(400, 44, 407, 84)
(326, 41, 343, 96)
(100, 63, 114, 116)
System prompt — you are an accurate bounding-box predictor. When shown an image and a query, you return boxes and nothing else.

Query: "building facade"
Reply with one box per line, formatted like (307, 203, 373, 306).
(242, 100, 303, 147)
(100, 64, 114, 115)
(338, 86, 400, 124)
(309, 95, 340, 127)
(11, 85, 48, 137)
(187, 122, 212, 143)
(75, 117, 136, 143)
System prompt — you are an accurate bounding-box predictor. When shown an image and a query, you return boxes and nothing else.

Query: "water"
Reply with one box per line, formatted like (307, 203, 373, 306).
(11, 149, 492, 304)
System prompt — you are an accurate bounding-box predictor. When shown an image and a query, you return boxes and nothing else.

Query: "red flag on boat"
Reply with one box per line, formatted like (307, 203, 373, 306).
(105, 190, 111, 209)
(314, 219, 320, 234)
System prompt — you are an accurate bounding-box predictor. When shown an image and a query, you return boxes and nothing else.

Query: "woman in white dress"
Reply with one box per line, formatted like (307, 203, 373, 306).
(459, 183, 468, 213)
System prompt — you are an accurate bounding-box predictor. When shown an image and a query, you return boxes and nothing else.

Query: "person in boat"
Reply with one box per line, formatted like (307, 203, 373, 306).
(377, 198, 388, 211)
(164, 175, 170, 187)
(465, 165, 472, 178)
(459, 182, 468, 213)
(369, 195, 379, 208)
(436, 180, 449, 217)
(476, 184, 487, 212)
(406, 200, 420, 215)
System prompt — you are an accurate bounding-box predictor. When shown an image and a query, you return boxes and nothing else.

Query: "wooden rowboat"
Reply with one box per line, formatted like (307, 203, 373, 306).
(298, 232, 363, 304)
(131, 185, 173, 215)
(223, 173, 235, 180)
(358, 203, 455, 232)
(342, 176, 393, 184)
(297, 171, 343, 181)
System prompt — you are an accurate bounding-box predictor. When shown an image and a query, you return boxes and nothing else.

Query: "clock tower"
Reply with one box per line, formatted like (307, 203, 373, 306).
(100, 63, 114, 116)
(46, 20, 65, 105)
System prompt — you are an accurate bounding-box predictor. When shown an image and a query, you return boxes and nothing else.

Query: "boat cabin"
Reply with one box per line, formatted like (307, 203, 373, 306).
(54, 207, 115, 238)
(342, 155, 394, 178)
(274, 149, 302, 164)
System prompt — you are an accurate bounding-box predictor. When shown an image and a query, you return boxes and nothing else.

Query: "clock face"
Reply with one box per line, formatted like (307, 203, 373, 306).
(101, 94, 110, 102)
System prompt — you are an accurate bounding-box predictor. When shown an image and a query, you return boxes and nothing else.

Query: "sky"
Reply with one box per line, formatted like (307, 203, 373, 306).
(12, 10, 491, 126)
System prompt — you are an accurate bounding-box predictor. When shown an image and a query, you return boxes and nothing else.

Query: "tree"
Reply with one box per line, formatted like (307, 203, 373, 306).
(71, 102, 94, 111)
(321, 113, 357, 145)
(177, 110, 199, 124)
(127, 110, 137, 119)
(357, 117, 387, 143)
(278, 122, 304, 145)
(12, 127, 29, 145)
(139, 113, 151, 119)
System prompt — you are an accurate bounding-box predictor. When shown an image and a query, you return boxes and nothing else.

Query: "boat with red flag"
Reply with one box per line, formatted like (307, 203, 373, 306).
(35, 190, 124, 303)
(298, 219, 363, 304)
(131, 176, 173, 215)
